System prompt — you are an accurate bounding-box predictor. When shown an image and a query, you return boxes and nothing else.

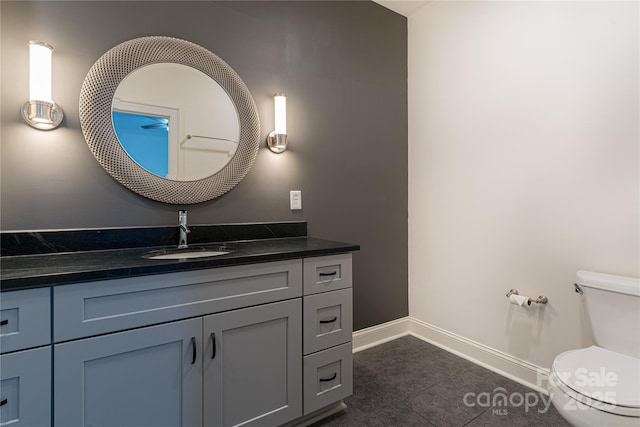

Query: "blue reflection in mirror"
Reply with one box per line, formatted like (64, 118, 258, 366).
(113, 111, 169, 177)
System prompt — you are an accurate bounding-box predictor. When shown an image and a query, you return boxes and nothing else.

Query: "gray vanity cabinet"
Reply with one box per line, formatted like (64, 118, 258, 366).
(0, 346, 51, 427)
(0, 288, 52, 427)
(54, 317, 203, 427)
(203, 299, 302, 427)
(3, 252, 353, 427)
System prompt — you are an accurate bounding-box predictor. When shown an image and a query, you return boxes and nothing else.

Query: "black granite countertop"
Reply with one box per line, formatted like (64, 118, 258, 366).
(0, 237, 359, 291)
(0, 222, 359, 291)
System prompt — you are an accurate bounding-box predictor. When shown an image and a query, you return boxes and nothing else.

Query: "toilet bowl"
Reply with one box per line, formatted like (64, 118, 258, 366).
(549, 271, 640, 427)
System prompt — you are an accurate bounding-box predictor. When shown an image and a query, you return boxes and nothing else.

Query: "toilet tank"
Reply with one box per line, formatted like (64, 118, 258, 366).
(577, 271, 640, 358)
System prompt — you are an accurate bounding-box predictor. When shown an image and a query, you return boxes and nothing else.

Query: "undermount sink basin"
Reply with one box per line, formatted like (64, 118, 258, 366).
(144, 248, 231, 260)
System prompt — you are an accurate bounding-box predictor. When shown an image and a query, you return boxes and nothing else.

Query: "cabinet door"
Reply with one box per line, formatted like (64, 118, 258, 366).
(0, 346, 51, 427)
(204, 299, 302, 427)
(55, 318, 202, 427)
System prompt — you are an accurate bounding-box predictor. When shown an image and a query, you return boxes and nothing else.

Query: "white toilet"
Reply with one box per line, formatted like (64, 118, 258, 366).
(548, 271, 640, 426)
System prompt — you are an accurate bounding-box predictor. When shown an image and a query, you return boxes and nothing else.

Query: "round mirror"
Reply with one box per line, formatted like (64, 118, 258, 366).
(80, 36, 259, 204)
(112, 63, 240, 181)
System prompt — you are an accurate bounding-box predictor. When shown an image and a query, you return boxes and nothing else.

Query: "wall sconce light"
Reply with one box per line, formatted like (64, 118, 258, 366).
(21, 40, 64, 130)
(266, 93, 287, 153)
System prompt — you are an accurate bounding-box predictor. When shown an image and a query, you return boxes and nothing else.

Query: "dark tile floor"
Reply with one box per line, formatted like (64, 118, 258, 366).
(311, 336, 571, 427)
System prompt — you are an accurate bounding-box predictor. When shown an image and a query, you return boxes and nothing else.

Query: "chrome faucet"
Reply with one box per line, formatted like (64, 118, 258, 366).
(178, 210, 190, 249)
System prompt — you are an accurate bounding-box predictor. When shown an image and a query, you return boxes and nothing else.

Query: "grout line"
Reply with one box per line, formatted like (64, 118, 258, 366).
(416, 411, 438, 427)
(462, 407, 492, 426)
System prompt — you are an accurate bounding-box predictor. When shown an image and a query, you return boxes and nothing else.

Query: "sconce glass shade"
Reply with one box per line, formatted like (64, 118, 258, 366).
(274, 94, 286, 134)
(267, 93, 288, 153)
(29, 41, 52, 101)
(22, 41, 63, 130)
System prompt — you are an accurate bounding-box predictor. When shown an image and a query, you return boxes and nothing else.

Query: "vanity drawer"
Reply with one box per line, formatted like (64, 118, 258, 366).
(303, 342, 353, 415)
(303, 288, 352, 355)
(0, 288, 50, 353)
(303, 254, 352, 295)
(0, 346, 51, 427)
(54, 259, 302, 342)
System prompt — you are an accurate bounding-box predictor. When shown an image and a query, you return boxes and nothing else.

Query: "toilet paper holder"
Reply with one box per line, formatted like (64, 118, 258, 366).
(506, 289, 548, 305)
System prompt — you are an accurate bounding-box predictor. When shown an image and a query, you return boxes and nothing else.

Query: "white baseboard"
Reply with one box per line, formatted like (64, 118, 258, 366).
(352, 316, 549, 394)
(352, 317, 412, 353)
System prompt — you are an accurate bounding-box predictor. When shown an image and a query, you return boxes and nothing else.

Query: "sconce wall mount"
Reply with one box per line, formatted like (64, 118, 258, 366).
(22, 99, 64, 130)
(22, 41, 64, 130)
(267, 131, 288, 154)
(266, 93, 288, 153)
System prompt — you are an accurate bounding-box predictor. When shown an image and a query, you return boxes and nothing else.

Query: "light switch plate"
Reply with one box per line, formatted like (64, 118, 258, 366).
(290, 190, 302, 210)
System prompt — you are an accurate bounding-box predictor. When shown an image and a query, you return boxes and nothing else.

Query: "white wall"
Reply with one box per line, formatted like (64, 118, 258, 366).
(408, 1, 639, 369)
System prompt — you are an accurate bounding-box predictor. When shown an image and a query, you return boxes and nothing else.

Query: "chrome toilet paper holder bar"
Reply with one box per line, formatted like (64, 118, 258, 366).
(506, 289, 548, 305)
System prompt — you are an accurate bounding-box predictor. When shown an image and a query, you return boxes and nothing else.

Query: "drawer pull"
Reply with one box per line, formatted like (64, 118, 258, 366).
(0, 398, 7, 406)
(191, 337, 197, 365)
(319, 271, 337, 278)
(210, 333, 216, 359)
(0, 320, 7, 326)
(319, 373, 337, 382)
(319, 316, 338, 324)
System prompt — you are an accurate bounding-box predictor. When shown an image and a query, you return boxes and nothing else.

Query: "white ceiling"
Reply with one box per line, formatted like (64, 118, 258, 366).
(373, 0, 430, 17)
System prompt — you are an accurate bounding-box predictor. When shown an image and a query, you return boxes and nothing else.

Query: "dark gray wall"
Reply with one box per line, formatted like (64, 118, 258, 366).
(0, 1, 407, 330)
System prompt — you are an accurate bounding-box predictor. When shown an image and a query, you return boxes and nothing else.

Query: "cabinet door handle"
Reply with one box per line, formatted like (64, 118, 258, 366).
(210, 333, 216, 359)
(319, 316, 338, 324)
(319, 271, 337, 278)
(319, 373, 337, 382)
(0, 398, 7, 406)
(0, 319, 7, 326)
(191, 337, 197, 365)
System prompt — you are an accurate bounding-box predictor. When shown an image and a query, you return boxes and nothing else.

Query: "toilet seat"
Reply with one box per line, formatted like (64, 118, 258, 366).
(551, 346, 640, 417)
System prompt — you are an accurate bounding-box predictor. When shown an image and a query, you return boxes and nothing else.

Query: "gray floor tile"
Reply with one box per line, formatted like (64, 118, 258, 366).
(405, 364, 507, 426)
(310, 336, 570, 427)
(356, 336, 475, 400)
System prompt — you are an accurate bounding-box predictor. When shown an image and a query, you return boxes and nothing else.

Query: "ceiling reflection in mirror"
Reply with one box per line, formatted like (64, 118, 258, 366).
(112, 63, 240, 181)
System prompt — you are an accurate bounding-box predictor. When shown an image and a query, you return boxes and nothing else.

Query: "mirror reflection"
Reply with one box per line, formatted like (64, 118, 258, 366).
(112, 63, 240, 181)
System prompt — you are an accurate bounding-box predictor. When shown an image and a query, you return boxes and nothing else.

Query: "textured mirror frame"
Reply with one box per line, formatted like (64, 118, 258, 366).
(79, 36, 260, 204)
